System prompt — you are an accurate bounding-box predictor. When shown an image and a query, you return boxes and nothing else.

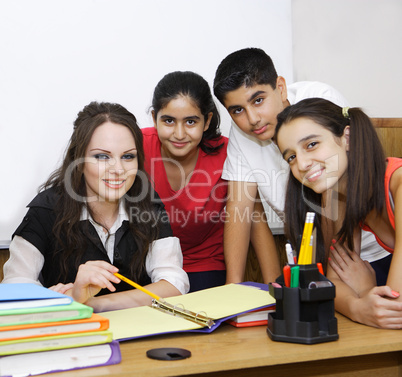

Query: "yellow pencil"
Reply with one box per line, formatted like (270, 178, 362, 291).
(114, 273, 160, 301)
(299, 212, 315, 264)
(298, 213, 310, 264)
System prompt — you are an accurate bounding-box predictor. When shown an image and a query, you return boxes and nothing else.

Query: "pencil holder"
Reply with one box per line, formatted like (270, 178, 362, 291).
(267, 264, 338, 344)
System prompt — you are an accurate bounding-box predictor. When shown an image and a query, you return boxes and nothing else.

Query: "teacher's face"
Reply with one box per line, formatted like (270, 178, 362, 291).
(83, 121, 138, 203)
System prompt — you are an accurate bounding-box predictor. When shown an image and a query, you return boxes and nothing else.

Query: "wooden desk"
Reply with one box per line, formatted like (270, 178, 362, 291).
(44, 314, 402, 377)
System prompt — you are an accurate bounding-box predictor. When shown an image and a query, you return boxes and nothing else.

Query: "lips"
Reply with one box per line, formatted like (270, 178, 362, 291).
(170, 141, 188, 148)
(103, 179, 125, 189)
(253, 125, 267, 135)
(305, 168, 324, 182)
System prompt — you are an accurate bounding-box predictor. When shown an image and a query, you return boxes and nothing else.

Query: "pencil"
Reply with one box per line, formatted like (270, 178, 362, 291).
(299, 212, 315, 264)
(114, 273, 160, 301)
(298, 213, 310, 264)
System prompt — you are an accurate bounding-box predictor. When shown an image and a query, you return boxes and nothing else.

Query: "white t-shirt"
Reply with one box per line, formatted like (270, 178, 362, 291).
(222, 81, 390, 262)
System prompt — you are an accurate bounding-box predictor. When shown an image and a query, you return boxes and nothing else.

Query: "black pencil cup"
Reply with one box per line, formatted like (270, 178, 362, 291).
(267, 264, 338, 344)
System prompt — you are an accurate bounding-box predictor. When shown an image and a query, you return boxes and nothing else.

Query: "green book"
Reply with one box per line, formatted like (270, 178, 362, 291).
(0, 330, 113, 355)
(0, 301, 93, 327)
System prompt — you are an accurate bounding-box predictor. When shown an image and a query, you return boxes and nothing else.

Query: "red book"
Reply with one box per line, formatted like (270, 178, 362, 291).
(226, 306, 276, 328)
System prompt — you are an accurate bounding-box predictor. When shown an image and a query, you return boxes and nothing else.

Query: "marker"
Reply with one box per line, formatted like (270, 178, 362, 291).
(290, 266, 300, 288)
(283, 265, 291, 287)
(286, 243, 294, 265)
(317, 263, 324, 275)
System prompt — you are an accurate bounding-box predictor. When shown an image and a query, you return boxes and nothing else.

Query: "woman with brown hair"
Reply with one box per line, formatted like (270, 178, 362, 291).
(2, 101, 189, 311)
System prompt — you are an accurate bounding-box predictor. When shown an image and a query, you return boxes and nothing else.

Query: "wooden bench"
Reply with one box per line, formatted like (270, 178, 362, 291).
(245, 118, 402, 283)
(0, 249, 9, 281)
(372, 118, 402, 158)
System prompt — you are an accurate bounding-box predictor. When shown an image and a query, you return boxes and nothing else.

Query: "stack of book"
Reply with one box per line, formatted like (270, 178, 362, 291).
(0, 283, 121, 376)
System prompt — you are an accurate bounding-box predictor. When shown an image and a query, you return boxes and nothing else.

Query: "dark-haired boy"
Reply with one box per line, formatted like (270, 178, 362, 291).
(213, 47, 389, 284)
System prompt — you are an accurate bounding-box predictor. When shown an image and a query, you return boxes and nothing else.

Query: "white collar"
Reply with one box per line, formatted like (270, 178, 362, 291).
(80, 201, 129, 234)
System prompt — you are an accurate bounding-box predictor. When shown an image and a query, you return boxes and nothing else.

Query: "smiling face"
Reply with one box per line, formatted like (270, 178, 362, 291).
(276, 117, 349, 194)
(222, 77, 288, 142)
(83, 121, 138, 203)
(153, 95, 211, 161)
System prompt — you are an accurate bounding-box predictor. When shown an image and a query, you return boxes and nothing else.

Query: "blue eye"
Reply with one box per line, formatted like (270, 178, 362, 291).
(94, 153, 109, 160)
(122, 153, 136, 160)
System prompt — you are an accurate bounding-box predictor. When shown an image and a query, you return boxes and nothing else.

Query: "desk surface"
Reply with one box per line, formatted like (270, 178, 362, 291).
(44, 314, 402, 377)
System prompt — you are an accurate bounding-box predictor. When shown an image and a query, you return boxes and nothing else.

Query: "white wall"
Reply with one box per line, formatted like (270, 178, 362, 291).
(292, 0, 402, 116)
(0, 0, 293, 242)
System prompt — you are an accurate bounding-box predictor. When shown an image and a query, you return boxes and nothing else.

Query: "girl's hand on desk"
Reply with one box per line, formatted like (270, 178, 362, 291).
(352, 286, 402, 329)
(329, 242, 376, 296)
(71, 261, 120, 303)
(49, 282, 74, 295)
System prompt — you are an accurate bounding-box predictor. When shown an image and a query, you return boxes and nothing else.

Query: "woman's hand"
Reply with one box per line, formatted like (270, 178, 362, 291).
(351, 286, 402, 329)
(71, 261, 120, 304)
(48, 283, 74, 295)
(329, 240, 376, 296)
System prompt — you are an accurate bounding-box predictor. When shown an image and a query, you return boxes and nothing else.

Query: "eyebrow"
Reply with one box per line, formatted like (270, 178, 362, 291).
(160, 115, 201, 121)
(226, 90, 266, 112)
(281, 134, 321, 158)
(89, 147, 137, 153)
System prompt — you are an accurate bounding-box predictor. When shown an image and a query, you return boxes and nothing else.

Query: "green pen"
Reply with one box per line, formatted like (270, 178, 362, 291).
(290, 266, 300, 288)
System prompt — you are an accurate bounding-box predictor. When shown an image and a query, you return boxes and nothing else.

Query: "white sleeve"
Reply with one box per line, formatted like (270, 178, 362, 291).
(145, 236, 189, 295)
(221, 123, 255, 182)
(1, 236, 44, 285)
(289, 81, 350, 107)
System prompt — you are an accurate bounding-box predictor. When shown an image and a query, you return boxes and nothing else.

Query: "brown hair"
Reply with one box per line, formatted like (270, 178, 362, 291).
(42, 101, 158, 280)
(275, 98, 386, 259)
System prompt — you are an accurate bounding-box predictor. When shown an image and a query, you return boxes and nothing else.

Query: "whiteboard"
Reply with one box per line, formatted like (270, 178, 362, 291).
(0, 0, 292, 242)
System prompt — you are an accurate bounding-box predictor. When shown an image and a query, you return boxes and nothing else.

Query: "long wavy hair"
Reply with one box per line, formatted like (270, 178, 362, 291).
(41, 101, 158, 281)
(275, 98, 386, 262)
(151, 71, 223, 154)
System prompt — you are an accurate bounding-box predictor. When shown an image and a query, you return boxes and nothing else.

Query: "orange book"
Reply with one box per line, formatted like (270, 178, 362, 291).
(0, 313, 109, 342)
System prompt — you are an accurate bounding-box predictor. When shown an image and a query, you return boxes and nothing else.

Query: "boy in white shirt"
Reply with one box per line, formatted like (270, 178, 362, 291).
(213, 48, 390, 285)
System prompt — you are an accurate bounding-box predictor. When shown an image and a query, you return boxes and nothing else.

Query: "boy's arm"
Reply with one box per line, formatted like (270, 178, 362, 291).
(224, 180, 258, 284)
(250, 199, 281, 284)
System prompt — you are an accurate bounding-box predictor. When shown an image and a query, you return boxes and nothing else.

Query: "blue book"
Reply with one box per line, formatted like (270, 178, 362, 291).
(0, 283, 72, 311)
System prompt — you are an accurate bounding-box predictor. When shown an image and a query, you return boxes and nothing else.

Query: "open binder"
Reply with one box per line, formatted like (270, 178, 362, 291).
(101, 282, 275, 341)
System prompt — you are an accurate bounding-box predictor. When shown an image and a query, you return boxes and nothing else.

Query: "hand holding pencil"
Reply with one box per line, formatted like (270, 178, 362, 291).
(71, 260, 120, 304)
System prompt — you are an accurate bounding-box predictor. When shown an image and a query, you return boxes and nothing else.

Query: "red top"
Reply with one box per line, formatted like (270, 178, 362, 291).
(142, 127, 228, 273)
(361, 157, 402, 253)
